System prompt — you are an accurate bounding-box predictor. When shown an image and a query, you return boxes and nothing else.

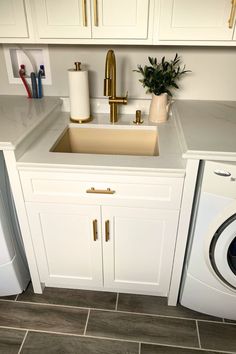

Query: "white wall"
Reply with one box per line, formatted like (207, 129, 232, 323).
(0, 44, 236, 101)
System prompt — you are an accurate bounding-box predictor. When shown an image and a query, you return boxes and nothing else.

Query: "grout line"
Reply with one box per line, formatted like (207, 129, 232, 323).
(83, 309, 90, 335)
(17, 330, 28, 354)
(2, 298, 226, 324)
(139, 342, 141, 354)
(0, 325, 234, 354)
(196, 320, 202, 349)
(115, 293, 119, 311)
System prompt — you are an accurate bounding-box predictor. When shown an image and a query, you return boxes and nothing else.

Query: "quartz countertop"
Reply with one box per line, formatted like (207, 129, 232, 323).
(0, 96, 62, 150)
(174, 100, 236, 161)
(1, 96, 236, 174)
(16, 111, 186, 175)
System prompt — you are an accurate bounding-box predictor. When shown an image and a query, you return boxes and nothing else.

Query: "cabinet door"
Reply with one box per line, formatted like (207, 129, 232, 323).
(32, 0, 91, 39)
(102, 206, 179, 296)
(159, 0, 234, 41)
(0, 0, 29, 38)
(92, 0, 150, 39)
(26, 202, 102, 289)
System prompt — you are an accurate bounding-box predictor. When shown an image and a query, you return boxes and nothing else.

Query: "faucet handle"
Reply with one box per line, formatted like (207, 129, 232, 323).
(122, 91, 128, 104)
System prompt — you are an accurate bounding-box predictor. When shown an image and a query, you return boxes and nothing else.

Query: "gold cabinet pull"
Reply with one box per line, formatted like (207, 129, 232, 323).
(86, 187, 115, 195)
(93, 219, 98, 241)
(105, 220, 110, 242)
(82, 0, 87, 26)
(93, 0, 98, 26)
(228, 0, 236, 28)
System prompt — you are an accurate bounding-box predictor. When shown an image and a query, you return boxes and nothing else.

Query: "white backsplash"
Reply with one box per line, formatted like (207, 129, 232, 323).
(0, 44, 236, 101)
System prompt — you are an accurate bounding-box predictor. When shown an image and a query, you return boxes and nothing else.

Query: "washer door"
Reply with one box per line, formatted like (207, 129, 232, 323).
(210, 214, 236, 289)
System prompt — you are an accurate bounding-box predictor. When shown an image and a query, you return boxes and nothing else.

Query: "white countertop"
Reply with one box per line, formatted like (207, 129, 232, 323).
(0, 96, 61, 150)
(16, 111, 185, 175)
(174, 100, 236, 161)
(1, 96, 236, 173)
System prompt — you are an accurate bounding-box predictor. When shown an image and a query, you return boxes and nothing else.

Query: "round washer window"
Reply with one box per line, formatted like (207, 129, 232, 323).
(210, 214, 236, 290)
(228, 237, 236, 275)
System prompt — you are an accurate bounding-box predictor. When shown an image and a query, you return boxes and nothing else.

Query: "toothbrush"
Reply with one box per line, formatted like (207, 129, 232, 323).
(30, 72, 38, 98)
(19, 65, 32, 98)
(37, 65, 45, 99)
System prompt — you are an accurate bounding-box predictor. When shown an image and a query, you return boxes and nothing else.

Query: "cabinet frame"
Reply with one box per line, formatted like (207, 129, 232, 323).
(21, 169, 184, 296)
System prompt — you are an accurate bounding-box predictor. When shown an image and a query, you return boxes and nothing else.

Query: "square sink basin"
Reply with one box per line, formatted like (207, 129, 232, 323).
(51, 125, 159, 156)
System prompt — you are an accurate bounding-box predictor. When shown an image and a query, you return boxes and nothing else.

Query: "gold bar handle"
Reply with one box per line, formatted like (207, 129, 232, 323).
(86, 187, 115, 195)
(82, 0, 87, 26)
(228, 0, 236, 28)
(105, 220, 110, 242)
(94, 0, 98, 26)
(93, 219, 98, 241)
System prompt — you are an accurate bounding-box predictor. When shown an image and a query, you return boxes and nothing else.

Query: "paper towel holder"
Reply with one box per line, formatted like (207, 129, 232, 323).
(69, 61, 93, 123)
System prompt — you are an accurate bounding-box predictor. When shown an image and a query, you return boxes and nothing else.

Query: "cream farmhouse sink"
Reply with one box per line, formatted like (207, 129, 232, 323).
(51, 125, 159, 156)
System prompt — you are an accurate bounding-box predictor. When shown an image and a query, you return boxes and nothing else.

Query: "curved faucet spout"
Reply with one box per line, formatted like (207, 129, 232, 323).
(104, 49, 128, 123)
(104, 50, 116, 98)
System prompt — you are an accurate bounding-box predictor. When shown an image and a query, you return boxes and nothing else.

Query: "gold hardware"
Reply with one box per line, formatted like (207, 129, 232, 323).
(82, 0, 87, 26)
(228, 0, 236, 28)
(133, 110, 144, 125)
(86, 187, 116, 194)
(94, 0, 98, 26)
(74, 62, 81, 71)
(70, 116, 93, 124)
(105, 220, 110, 242)
(93, 219, 98, 241)
(104, 50, 128, 123)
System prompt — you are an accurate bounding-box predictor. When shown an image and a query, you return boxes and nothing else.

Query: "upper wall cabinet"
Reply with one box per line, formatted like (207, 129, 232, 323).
(32, 0, 152, 42)
(91, 0, 150, 39)
(158, 0, 236, 41)
(0, 0, 34, 41)
(33, 0, 92, 39)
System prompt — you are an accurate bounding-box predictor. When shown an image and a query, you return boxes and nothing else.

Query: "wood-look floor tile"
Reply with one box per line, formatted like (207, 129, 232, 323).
(0, 295, 17, 301)
(0, 301, 88, 335)
(18, 283, 116, 310)
(141, 343, 224, 354)
(118, 293, 222, 321)
(86, 310, 199, 347)
(0, 327, 26, 354)
(21, 331, 139, 354)
(224, 319, 236, 324)
(198, 321, 236, 352)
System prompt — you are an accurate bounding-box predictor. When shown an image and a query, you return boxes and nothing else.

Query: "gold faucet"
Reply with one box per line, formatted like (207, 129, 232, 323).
(104, 49, 128, 123)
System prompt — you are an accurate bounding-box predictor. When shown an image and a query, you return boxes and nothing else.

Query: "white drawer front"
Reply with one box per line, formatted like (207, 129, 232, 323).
(19, 171, 184, 209)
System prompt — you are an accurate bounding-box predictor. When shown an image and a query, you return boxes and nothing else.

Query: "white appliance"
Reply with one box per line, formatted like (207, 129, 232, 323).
(180, 160, 236, 320)
(0, 152, 30, 296)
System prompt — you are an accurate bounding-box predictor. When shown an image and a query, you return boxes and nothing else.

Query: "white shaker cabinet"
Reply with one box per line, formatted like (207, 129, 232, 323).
(26, 203, 103, 289)
(32, 0, 151, 41)
(25, 202, 179, 295)
(32, 0, 92, 39)
(20, 170, 183, 295)
(91, 0, 150, 39)
(158, 0, 235, 41)
(102, 206, 179, 296)
(0, 0, 33, 41)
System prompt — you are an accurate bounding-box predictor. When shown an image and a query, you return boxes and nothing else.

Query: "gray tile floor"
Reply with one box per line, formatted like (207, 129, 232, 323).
(0, 284, 235, 353)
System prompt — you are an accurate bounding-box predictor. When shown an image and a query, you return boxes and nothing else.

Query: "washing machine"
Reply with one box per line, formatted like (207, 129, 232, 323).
(0, 152, 30, 296)
(180, 160, 236, 320)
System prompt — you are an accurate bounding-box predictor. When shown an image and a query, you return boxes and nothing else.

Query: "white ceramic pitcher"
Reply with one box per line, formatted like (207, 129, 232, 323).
(149, 93, 171, 123)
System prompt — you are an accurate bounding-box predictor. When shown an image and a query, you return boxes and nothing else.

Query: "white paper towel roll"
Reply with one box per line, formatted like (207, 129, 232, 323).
(68, 69, 90, 121)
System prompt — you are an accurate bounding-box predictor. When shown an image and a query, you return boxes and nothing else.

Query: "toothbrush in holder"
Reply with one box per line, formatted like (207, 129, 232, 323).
(30, 72, 38, 99)
(37, 65, 45, 99)
(19, 65, 32, 99)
